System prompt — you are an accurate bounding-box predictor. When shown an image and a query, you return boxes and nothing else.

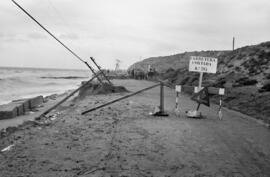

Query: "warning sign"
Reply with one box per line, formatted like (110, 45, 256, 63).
(189, 56, 218, 73)
(191, 87, 210, 107)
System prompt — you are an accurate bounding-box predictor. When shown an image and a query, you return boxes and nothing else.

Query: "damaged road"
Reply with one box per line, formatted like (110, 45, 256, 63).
(0, 79, 270, 177)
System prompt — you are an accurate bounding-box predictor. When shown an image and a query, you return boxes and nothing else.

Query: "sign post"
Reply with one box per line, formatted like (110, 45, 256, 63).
(199, 72, 203, 89)
(187, 56, 218, 118)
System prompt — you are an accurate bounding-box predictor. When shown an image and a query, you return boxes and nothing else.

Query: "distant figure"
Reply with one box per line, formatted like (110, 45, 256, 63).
(147, 65, 155, 80)
(131, 69, 135, 79)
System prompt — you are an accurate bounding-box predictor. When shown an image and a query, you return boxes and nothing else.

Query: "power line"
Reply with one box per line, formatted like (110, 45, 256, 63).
(11, 0, 104, 84)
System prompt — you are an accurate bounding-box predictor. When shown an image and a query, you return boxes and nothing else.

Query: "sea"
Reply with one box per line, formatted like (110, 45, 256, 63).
(0, 66, 91, 105)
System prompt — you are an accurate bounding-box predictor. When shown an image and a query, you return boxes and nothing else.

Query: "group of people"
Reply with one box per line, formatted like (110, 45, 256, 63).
(128, 65, 157, 80)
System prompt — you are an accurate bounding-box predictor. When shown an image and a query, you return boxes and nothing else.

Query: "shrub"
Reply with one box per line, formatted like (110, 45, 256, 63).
(166, 68, 175, 73)
(212, 77, 226, 88)
(259, 83, 270, 92)
(235, 66, 241, 72)
(234, 77, 258, 87)
(180, 77, 190, 85)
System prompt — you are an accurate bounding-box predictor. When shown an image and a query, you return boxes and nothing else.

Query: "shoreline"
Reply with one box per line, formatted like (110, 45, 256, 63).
(1, 79, 269, 132)
(0, 79, 269, 177)
(0, 89, 75, 131)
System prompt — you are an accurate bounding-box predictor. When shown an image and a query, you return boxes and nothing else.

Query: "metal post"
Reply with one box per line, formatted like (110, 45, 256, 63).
(152, 82, 168, 116)
(160, 82, 164, 113)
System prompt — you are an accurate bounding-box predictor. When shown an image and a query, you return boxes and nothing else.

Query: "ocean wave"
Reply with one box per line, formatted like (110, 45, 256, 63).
(0, 77, 32, 84)
(0, 67, 89, 104)
(40, 76, 88, 79)
(1, 77, 48, 89)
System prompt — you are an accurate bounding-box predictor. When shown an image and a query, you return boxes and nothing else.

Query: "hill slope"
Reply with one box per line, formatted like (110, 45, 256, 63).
(128, 41, 270, 124)
(129, 42, 270, 82)
(128, 50, 228, 73)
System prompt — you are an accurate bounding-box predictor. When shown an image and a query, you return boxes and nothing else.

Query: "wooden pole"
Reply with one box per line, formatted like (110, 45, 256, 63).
(198, 72, 204, 89)
(38, 73, 101, 118)
(81, 83, 160, 115)
(84, 61, 104, 85)
(90, 57, 112, 85)
(11, 0, 103, 84)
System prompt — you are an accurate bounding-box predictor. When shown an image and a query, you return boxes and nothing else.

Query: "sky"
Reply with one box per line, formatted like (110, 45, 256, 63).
(0, 0, 269, 70)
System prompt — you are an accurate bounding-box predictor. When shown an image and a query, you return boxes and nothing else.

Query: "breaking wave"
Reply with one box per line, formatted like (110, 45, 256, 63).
(0, 67, 90, 105)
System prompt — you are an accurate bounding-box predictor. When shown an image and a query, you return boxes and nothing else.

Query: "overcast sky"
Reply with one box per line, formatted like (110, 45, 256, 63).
(0, 0, 269, 69)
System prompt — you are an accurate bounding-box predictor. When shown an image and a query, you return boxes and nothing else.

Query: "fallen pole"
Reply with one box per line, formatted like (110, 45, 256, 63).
(38, 73, 101, 118)
(11, 0, 104, 84)
(90, 57, 113, 85)
(81, 83, 160, 115)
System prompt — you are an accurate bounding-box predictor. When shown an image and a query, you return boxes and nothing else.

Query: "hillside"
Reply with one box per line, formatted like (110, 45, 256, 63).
(128, 41, 270, 124)
(129, 50, 228, 73)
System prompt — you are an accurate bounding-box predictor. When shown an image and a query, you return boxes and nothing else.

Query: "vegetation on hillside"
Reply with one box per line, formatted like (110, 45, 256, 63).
(128, 41, 270, 124)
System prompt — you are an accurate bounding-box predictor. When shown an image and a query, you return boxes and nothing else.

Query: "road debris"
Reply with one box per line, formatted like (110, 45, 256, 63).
(1, 144, 15, 152)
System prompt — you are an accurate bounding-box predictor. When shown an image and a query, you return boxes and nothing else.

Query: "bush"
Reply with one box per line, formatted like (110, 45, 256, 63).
(234, 77, 258, 87)
(166, 68, 175, 73)
(235, 66, 241, 72)
(180, 77, 190, 85)
(259, 83, 270, 92)
(212, 77, 226, 88)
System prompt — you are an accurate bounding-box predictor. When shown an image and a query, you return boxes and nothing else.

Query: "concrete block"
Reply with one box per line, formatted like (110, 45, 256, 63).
(0, 103, 18, 120)
(12, 99, 30, 112)
(16, 103, 24, 116)
(29, 96, 44, 109)
(21, 99, 30, 112)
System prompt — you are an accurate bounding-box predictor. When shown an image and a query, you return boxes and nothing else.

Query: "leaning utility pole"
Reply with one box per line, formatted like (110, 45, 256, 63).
(89, 57, 112, 85)
(11, 0, 104, 84)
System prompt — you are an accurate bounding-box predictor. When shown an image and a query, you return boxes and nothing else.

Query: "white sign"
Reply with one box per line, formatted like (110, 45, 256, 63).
(189, 56, 218, 73)
(175, 85, 181, 92)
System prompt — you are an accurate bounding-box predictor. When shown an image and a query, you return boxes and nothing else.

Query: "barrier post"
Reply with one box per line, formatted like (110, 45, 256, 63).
(152, 82, 168, 116)
(218, 95, 223, 120)
(175, 85, 181, 114)
(175, 92, 179, 110)
(160, 82, 164, 113)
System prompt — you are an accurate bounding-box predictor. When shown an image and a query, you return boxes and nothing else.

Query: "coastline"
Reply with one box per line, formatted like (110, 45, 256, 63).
(0, 89, 75, 131)
(0, 79, 269, 176)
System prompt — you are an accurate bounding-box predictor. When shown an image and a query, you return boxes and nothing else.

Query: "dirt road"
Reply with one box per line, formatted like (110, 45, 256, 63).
(0, 79, 269, 177)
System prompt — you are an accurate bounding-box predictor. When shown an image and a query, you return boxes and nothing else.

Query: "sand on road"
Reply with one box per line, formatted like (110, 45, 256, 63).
(0, 79, 269, 177)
